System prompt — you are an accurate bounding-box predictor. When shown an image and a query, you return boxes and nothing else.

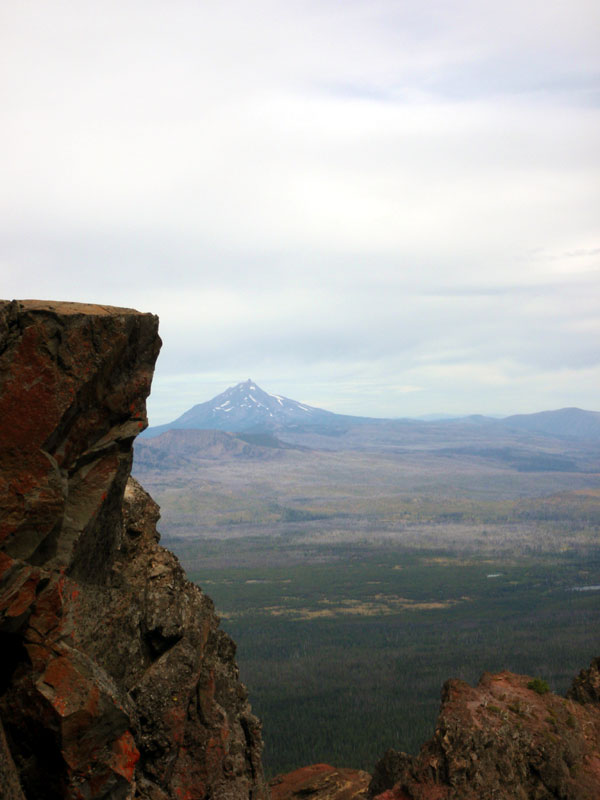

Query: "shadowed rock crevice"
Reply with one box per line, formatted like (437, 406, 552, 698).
(567, 657, 600, 706)
(67, 450, 132, 585)
(0, 300, 267, 800)
(0, 634, 28, 694)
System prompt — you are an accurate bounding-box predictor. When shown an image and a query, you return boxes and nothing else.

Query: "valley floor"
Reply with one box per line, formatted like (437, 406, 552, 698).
(134, 441, 600, 775)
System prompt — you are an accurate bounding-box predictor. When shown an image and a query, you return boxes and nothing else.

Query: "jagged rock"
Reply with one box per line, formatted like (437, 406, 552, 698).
(368, 750, 414, 798)
(567, 656, 600, 706)
(270, 763, 371, 800)
(0, 300, 266, 800)
(370, 667, 600, 800)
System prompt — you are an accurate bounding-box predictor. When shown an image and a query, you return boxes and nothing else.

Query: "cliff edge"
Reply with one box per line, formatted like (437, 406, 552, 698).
(0, 300, 266, 800)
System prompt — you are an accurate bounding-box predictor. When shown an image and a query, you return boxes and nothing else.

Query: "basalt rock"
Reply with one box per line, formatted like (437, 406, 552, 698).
(567, 656, 600, 707)
(369, 666, 600, 800)
(0, 300, 266, 800)
(368, 751, 413, 799)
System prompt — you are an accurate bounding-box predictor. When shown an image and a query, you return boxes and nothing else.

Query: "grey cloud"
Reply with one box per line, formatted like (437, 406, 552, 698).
(1, 0, 599, 418)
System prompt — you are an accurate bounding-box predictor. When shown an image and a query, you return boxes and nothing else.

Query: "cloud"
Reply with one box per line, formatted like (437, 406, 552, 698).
(1, 1, 599, 418)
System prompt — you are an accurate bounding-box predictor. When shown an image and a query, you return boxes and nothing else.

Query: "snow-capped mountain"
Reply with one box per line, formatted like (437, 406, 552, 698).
(142, 380, 600, 444)
(143, 379, 349, 437)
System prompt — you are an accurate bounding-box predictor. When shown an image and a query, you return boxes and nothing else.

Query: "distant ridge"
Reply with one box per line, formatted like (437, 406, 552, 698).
(143, 380, 600, 441)
(134, 428, 290, 470)
(501, 407, 600, 439)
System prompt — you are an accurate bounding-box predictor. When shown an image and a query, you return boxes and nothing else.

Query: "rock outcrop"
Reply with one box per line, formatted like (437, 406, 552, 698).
(567, 657, 600, 707)
(0, 300, 266, 800)
(269, 764, 371, 800)
(369, 667, 600, 800)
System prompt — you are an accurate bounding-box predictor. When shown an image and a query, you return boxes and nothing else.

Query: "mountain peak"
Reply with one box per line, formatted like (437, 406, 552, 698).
(228, 379, 264, 394)
(142, 380, 341, 437)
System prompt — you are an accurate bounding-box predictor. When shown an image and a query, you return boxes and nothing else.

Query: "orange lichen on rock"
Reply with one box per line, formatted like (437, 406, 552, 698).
(109, 730, 140, 781)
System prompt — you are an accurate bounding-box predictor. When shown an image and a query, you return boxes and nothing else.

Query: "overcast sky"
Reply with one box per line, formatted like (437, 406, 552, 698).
(2, 1, 599, 422)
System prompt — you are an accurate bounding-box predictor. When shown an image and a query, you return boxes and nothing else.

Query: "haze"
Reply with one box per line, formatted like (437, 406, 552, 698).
(1, 1, 599, 423)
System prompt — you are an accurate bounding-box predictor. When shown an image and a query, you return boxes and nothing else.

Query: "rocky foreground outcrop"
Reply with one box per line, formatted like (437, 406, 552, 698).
(269, 764, 370, 800)
(0, 301, 266, 800)
(369, 665, 600, 800)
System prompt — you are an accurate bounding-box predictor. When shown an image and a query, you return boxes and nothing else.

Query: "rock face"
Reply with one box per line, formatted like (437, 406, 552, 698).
(0, 300, 266, 800)
(369, 667, 600, 800)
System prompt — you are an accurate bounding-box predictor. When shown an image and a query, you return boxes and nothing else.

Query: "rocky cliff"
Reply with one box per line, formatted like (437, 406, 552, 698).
(0, 300, 266, 800)
(368, 664, 600, 800)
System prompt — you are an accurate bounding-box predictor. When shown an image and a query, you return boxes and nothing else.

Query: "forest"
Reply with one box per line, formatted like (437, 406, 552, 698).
(184, 538, 599, 774)
(133, 432, 600, 775)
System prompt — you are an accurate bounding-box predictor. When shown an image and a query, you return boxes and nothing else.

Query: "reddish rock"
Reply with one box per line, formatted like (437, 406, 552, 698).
(0, 300, 266, 799)
(270, 763, 371, 800)
(370, 667, 600, 800)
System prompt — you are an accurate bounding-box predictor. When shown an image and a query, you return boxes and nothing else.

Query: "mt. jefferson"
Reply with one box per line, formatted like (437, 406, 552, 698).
(142, 379, 359, 438)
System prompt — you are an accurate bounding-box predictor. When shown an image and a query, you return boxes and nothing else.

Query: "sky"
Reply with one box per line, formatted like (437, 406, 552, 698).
(2, 1, 599, 423)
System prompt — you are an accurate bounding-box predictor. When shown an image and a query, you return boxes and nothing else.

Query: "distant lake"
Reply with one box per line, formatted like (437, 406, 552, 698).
(569, 585, 600, 592)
